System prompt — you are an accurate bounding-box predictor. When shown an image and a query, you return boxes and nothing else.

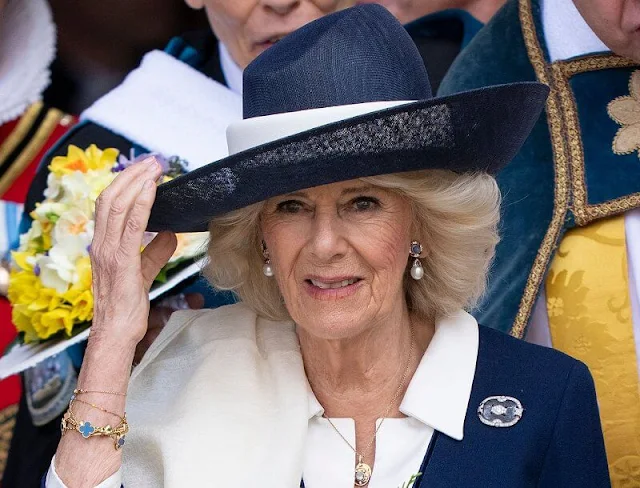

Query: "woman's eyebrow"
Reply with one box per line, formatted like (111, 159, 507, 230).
(282, 186, 376, 199)
(341, 185, 376, 195)
(282, 191, 308, 198)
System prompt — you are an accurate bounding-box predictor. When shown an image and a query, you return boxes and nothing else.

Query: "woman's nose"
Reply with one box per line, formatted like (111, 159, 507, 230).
(308, 212, 348, 261)
(262, 0, 301, 16)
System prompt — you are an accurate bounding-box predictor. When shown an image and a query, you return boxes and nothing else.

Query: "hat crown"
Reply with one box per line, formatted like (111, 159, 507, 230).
(242, 4, 432, 119)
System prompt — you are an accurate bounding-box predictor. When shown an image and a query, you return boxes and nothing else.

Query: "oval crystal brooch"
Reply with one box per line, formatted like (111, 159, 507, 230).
(477, 396, 523, 427)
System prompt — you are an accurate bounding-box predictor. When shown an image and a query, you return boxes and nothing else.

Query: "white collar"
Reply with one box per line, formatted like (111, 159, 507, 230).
(0, 0, 56, 124)
(307, 309, 479, 441)
(218, 43, 243, 95)
(541, 0, 609, 62)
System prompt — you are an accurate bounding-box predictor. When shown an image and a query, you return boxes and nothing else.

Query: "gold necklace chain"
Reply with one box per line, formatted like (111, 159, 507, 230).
(323, 326, 415, 466)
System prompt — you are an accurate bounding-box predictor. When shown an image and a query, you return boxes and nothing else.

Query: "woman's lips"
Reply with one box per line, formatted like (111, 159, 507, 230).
(303, 277, 363, 300)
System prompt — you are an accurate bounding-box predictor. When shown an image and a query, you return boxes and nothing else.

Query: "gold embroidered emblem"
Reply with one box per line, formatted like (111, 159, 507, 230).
(608, 70, 640, 155)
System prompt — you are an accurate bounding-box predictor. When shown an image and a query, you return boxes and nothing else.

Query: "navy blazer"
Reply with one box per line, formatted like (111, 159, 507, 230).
(409, 325, 610, 487)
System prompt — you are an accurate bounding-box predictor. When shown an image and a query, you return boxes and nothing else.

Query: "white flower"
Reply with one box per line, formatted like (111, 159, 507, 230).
(59, 172, 92, 204)
(37, 235, 90, 292)
(53, 207, 94, 245)
(19, 220, 42, 250)
(32, 202, 68, 222)
(43, 172, 62, 200)
(86, 169, 117, 203)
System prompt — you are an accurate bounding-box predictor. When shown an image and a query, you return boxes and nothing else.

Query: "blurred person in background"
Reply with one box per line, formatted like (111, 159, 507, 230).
(0, 0, 76, 477)
(363, 0, 505, 23)
(384, 0, 507, 93)
(3, 1, 353, 486)
(439, 0, 640, 484)
(43, 0, 208, 113)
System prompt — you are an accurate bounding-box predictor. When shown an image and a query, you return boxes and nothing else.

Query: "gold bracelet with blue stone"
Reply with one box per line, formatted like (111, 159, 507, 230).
(61, 399, 128, 450)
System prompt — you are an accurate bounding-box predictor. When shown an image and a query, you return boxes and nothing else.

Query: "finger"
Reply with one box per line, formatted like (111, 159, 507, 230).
(119, 178, 160, 259)
(93, 157, 159, 245)
(103, 160, 162, 246)
(141, 231, 177, 291)
(185, 293, 205, 309)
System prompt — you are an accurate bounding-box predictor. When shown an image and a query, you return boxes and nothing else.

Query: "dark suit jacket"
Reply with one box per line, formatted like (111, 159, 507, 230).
(412, 325, 609, 487)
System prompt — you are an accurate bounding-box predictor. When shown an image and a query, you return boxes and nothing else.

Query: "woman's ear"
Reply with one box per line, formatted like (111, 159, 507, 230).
(184, 0, 205, 10)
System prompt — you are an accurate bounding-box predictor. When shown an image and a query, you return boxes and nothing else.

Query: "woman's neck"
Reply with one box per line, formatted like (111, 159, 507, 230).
(298, 307, 434, 420)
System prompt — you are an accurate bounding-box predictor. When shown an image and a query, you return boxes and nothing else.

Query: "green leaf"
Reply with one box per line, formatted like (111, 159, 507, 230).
(45, 212, 60, 223)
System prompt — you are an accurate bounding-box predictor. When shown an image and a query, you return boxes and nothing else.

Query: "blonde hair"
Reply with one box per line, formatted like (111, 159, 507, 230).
(203, 170, 500, 321)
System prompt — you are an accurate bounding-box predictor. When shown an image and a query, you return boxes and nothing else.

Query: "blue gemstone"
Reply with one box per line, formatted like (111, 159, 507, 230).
(117, 436, 126, 448)
(411, 243, 421, 255)
(79, 421, 95, 438)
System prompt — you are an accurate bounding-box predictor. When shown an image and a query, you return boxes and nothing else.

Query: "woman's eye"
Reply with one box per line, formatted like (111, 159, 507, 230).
(351, 196, 380, 211)
(276, 200, 305, 214)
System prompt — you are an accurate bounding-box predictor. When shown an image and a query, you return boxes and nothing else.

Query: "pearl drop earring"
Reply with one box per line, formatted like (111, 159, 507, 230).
(262, 242, 274, 277)
(409, 240, 424, 280)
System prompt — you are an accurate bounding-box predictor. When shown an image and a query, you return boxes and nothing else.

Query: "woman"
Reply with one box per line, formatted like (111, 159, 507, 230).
(6, 2, 352, 486)
(47, 5, 609, 487)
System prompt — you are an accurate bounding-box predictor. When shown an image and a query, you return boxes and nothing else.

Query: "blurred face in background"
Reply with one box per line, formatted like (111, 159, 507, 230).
(185, 0, 353, 68)
(356, 0, 505, 24)
(573, 0, 640, 62)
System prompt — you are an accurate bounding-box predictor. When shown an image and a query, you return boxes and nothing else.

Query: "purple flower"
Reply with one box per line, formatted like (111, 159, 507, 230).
(113, 149, 169, 173)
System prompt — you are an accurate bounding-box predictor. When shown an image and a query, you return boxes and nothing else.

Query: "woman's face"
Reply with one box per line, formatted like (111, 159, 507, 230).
(186, 0, 353, 68)
(573, 0, 640, 62)
(260, 180, 413, 340)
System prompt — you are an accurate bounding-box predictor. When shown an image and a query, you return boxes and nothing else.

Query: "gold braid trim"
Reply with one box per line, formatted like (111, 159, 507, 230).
(554, 55, 640, 224)
(0, 102, 44, 167)
(0, 108, 64, 197)
(512, 0, 570, 338)
(560, 55, 637, 77)
(0, 403, 18, 479)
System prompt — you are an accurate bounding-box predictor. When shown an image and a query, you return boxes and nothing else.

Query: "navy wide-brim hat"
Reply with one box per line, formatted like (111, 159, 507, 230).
(148, 4, 548, 233)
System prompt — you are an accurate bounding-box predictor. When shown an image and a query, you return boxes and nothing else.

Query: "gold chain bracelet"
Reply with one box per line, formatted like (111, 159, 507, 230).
(74, 388, 126, 397)
(61, 399, 128, 450)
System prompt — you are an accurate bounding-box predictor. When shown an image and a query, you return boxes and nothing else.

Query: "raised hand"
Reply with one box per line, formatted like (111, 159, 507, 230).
(89, 157, 177, 348)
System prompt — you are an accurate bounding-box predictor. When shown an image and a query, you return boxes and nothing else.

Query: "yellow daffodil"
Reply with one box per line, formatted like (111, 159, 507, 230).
(7, 270, 41, 305)
(12, 305, 40, 343)
(37, 307, 74, 339)
(65, 289, 93, 322)
(50, 144, 119, 176)
(29, 287, 63, 313)
(71, 256, 92, 291)
(11, 251, 35, 272)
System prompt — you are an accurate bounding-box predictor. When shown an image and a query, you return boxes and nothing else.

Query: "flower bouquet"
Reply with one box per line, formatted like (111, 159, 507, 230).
(7, 145, 209, 345)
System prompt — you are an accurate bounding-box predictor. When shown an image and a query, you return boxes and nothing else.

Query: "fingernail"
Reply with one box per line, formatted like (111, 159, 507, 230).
(143, 180, 155, 190)
(146, 157, 159, 170)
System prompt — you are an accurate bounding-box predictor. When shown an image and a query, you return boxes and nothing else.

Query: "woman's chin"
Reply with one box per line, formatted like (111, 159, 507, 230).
(292, 290, 374, 340)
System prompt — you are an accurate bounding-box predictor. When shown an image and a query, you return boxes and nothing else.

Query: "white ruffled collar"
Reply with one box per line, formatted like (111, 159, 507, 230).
(0, 0, 56, 124)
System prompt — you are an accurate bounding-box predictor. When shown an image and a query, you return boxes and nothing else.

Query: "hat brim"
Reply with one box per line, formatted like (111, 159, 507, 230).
(148, 82, 548, 233)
